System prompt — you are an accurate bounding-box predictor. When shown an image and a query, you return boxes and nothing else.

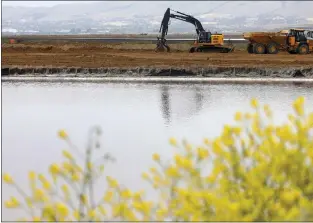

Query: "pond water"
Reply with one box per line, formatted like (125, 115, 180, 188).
(2, 81, 313, 220)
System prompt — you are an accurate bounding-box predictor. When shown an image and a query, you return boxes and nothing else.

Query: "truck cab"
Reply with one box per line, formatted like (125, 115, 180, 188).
(287, 29, 312, 54)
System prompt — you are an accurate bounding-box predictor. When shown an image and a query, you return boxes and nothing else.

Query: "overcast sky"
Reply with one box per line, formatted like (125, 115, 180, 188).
(2, 1, 99, 7)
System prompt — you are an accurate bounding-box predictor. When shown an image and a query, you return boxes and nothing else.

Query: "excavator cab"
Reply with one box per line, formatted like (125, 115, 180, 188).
(192, 30, 228, 52)
(198, 31, 211, 43)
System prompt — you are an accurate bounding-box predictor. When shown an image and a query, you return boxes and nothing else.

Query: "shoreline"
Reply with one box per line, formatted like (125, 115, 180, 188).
(3, 76, 313, 85)
(1, 66, 311, 78)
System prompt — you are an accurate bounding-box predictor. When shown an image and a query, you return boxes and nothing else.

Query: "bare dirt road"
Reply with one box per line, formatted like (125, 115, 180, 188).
(2, 42, 313, 70)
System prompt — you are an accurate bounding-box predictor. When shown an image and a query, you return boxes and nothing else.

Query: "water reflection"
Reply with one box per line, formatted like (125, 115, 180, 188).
(160, 85, 171, 125)
(159, 84, 204, 125)
(195, 86, 204, 112)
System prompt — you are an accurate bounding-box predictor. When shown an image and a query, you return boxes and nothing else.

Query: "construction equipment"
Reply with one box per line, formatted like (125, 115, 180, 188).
(243, 29, 313, 54)
(155, 8, 234, 53)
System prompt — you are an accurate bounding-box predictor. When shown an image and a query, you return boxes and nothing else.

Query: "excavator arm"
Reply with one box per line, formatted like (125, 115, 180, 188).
(156, 8, 206, 52)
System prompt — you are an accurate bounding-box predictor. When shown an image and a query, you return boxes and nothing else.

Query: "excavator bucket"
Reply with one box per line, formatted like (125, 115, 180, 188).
(155, 38, 170, 52)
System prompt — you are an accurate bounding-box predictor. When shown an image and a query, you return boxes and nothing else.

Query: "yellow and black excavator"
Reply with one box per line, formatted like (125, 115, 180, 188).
(155, 8, 235, 53)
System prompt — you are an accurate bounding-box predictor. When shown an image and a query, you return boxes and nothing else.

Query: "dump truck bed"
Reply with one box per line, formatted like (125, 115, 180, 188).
(243, 31, 288, 46)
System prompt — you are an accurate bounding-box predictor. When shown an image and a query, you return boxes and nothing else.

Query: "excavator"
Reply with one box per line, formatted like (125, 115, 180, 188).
(155, 8, 235, 53)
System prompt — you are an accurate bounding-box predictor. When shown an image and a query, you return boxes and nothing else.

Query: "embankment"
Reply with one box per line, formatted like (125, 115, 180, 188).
(2, 42, 313, 78)
(1, 66, 311, 77)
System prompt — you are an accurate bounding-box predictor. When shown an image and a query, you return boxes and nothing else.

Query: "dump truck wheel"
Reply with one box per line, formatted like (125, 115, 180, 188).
(297, 44, 309, 55)
(247, 44, 254, 54)
(253, 43, 266, 54)
(267, 43, 278, 54)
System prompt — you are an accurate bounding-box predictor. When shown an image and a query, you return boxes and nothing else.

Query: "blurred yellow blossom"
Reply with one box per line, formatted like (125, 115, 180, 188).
(152, 153, 160, 161)
(3, 173, 14, 184)
(169, 137, 177, 146)
(58, 129, 68, 139)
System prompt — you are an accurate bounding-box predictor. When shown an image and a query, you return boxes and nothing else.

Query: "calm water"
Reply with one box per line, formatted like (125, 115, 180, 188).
(2, 81, 313, 220)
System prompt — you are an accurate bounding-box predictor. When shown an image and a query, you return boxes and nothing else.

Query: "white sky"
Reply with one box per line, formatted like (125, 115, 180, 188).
(2, 1, 99, 7)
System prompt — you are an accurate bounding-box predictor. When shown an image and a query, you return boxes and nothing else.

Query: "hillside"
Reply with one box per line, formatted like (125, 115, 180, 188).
(2, 1, 313, 34)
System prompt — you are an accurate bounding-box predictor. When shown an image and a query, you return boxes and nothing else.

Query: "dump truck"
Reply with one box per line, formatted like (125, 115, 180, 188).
(243, 29, 313, 54)
(155, 8, 234, 53)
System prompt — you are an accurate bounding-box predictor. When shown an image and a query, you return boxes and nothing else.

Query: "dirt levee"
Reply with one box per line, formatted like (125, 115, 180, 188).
(2, 42, 313, 77)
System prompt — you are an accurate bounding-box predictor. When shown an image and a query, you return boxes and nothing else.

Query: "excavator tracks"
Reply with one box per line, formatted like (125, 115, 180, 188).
(189, 45, 235, 53)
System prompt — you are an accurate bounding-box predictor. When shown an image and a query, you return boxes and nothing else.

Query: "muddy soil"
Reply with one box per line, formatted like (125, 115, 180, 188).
(2, 42, 313, 72)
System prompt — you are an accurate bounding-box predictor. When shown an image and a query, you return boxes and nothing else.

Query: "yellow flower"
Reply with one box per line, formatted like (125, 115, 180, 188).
(98, 205, 107, 215)
(42, 205, 56, 220)
(152, 153, 160, 161)
(25, 197, 33, 208)
(58, 129, 68, 139)
(181, 157, 193, 170)
(3, 173, 14, 184)
(165, 166, 180, 177)
(184, 142, 193, 151)
(87, 162, 93, 170)
(38, 174, 51, 191)
(73, 210, 80, 220)
(250, 98, 259, 108)
(121, 189, 132, 199)
(61, 184, 69, 193)
(28, 171, 36, 181)
(55, 202, 69, 217)
(133, 190, 144, 200)
(169, 137, 178, 147)
(62, 150, 73, 160)
(79, 194, 88, 205)
(141, 172, 149, 180)
(149, 167, 157, 173)
(49, 163, 60, 175)
(212, 139, 223, 154)
(174, 154, 183, 166)
(87, 209, 96, 219)
(104, 190, 114, 202)
(62, 162, 73, 172)
(197, 147, 209, 160)
(245, 112, 252, 119)
(106, 176, 119, 188)
(234, 112, 242, 121)
(263, 104, 272, 117)
(34, 189, 45, 201)
(38, 174, 45, 181)
(5, 197, 20, 208)
(293, 96, 305, 116)
(203, 138, 210, 145)
(71, 173, 80, 182)
(43, 181, 51, 191)
(156, 208, 167, 220)
(32, 216, 42, 221)
(280, 190, 300, 206)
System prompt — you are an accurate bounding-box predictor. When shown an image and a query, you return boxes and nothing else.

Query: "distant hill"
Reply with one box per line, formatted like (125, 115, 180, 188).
(2, 1, 313, 34)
